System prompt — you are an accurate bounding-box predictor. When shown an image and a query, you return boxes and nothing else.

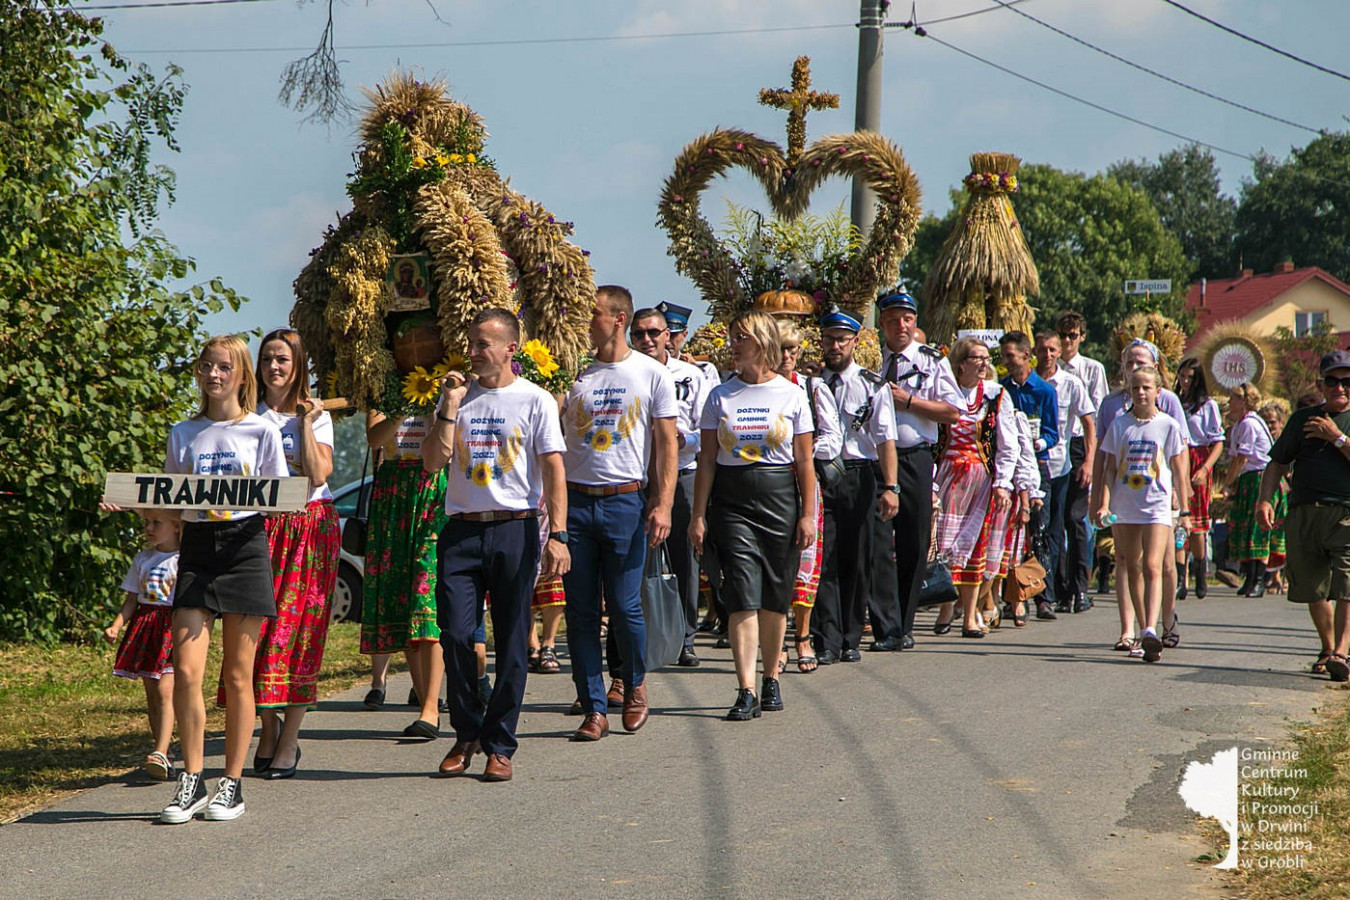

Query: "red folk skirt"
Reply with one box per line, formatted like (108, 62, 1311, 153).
(113, 605, 174, 680)
(1187, 445, 1213, 533)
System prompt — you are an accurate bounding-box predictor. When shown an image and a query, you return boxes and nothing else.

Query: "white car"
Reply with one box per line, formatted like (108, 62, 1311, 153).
(329, 476, 372, 623)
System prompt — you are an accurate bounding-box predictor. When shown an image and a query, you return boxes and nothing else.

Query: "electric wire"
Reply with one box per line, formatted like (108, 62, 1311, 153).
(77, 0, 276, 10)
(1158, 0, 1350, 83)
(988, 0, 1322, 134)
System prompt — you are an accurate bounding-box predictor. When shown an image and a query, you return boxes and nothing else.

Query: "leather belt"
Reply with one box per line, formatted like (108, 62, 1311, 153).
(897, 443, 934, 455)
(450, 509, 538, 522)
(843, 459, 873, 469)
(567, 480, 644, 497)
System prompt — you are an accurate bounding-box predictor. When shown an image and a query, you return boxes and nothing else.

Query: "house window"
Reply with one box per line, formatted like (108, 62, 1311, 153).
(1295, 310, 1327, 336)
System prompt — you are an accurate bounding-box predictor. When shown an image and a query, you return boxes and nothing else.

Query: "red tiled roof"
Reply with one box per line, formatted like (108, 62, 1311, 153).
(1186, 266, 1350, 335)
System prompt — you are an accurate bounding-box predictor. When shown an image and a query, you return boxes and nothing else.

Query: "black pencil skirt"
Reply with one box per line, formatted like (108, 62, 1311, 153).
(174, 515, 277, 618)
(707, 464, 801, 615)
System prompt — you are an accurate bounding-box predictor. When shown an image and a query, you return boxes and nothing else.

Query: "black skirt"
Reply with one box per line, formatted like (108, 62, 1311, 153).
(174, 515, 277, 618)
(707, 464, 801, 614)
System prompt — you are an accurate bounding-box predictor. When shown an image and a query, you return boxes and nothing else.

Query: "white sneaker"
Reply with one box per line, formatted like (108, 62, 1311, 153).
(202, 775, 245, 821)
(160, 771, 208, 824)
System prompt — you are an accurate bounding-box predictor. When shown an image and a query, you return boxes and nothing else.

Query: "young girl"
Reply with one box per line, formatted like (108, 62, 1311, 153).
(1096, 366, 1189, 663)
(1221, 383, 1274, 597)
(104, 509, 182, 781)
(160, 335, 288, 824)
(240, 328, 339, 780)
(1257, 400, 1290, 595)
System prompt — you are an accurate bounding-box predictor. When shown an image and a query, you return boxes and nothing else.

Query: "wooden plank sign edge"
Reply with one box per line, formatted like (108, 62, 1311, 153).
(103, 473, 311, 513)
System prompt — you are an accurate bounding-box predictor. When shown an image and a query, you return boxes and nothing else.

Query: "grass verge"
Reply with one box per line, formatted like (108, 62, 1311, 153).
(1219, 685, 1350, 898)
(0, 622, 379, 824)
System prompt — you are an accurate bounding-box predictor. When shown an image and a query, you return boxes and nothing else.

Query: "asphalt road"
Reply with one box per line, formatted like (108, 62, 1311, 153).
(2, 583, 1338, 898)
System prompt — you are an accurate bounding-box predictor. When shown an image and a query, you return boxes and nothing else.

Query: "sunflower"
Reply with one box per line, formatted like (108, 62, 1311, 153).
(519, 339, 560, 378)
(1126, 473, 1148, 490)
(325, 370, 340, 397)
(590, 429, 613, 451)
(441, 351, 470, 373)
(739, 444, 763, 463)
(401, 366, 439, 406)
(471, 462, 493, 486)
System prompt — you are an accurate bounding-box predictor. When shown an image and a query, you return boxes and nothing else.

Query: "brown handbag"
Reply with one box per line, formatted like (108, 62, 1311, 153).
(1004, 554, 1047, 606)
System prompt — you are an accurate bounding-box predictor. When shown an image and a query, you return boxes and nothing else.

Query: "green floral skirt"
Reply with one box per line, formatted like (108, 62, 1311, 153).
(360, 459, 448, 654)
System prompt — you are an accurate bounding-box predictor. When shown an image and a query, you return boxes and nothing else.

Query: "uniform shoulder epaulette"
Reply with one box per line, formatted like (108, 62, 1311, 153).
(918, 344, 944, 360)
(859, 369, 887, 387)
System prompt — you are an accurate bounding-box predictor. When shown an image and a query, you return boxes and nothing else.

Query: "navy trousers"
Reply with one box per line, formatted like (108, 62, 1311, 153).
(436, 517, 539, 758)
(564, 491, 648, 715)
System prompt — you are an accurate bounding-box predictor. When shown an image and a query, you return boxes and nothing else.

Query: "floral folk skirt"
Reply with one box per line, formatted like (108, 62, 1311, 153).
(1229, 469, 1272, 562)
(792, 482, 825, 609)
(114, 605, 174, 680)
(1187, 446, 1213, 533)
(360, 460, 448, 654)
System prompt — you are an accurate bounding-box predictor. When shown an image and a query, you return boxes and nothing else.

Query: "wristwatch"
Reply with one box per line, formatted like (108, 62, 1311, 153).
(1336, 434, 1348, 448)
(549, 530, 569, 545)
(880, 484, 901, 495)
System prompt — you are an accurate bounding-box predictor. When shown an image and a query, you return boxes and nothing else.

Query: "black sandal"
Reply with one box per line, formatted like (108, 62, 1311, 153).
(796, 632, 818, 674)
(1311, 653, 1331, 675)
(537, 646, 561, 674)
(1161, 615, 1180, 649)
(1326, 653, 1350, 683)
(527, 648, 541, 673)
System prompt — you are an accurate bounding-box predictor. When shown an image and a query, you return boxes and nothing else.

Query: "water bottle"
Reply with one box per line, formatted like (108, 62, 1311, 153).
(1175, 525, 1187, 550)
(1100, 513, 1118, 527)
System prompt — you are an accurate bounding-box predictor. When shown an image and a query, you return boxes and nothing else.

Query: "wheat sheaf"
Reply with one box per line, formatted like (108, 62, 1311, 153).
(765, 414, 790, 450)
(496, 426, 524, 474)
(615, 396, 643, 439)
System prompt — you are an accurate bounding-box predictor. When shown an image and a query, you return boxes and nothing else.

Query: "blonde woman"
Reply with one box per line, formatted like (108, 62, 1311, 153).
(1222, 383, 1274, 597)
(689, 311, 816, 719)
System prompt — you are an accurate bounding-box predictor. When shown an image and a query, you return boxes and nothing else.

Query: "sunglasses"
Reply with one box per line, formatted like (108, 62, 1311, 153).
(1324, 375, 1350, 390)
(630, 327, 667, 340)
(1058, 331, 1080, 340)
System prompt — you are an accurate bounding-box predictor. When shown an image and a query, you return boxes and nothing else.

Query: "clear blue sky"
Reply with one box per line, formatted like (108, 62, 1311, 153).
(84, 0, 1350, 336)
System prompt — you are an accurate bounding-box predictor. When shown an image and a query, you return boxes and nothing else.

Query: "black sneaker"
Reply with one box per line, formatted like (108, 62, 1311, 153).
(203, 775, 245, 821)
(160, 771, 208, 824)
(760, 677, 784, 712)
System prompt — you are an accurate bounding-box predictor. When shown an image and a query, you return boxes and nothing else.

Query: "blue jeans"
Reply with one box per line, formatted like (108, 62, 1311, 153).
(563, 491, 648, 715)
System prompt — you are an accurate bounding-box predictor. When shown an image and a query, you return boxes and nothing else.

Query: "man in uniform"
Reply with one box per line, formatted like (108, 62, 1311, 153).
(876, 289, 962, 649)
(816, 308, 900, 662)
(630, 307, 709, 667)
(562, 285, 678, 742)
(424, 308, 569, 782)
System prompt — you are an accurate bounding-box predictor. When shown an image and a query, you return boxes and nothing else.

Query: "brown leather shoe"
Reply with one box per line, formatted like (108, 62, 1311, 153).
(622, 682, 649, 732)
(437, 740, 480, 776)
(482, 753, 513, 782)
(605, 678, 625, 708)
(571, 712, 610, 742)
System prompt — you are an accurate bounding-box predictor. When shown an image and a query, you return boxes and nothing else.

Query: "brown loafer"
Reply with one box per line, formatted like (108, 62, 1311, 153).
(482, 753, 513, 782)
(622, 682, 649, 732)
(605, 678, 625, 709)
(437, 740, 480, 776)
(571, 712, 610, 742)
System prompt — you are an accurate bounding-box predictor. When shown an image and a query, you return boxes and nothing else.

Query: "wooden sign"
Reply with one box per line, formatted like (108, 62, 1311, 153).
(103, 473, 311, 513)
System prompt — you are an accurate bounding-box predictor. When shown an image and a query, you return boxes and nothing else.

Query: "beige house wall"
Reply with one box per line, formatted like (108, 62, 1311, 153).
(1243, 280, 1350, 335)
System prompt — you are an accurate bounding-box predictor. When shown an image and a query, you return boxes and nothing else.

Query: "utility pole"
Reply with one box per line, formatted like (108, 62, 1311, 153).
(851, 0, 886, 237)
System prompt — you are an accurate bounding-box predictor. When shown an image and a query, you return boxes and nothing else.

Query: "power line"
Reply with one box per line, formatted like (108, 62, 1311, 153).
(988, 0, 1321, 135)
(907, 25, 1257, 163)
(1158, 0, 1350, 83)
(124, 22, 855, 54)
(77, 0, 276, 9)
(885, 0, 1035, 28)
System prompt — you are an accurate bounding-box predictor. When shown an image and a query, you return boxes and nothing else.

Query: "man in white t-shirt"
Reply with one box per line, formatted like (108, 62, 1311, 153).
(1034, 331, 1097, 614)
(632, 307, 709, 668)
(423, 308, 569, 782)
(1055, 311, 1109, 608)
(562, 285, 678, 742)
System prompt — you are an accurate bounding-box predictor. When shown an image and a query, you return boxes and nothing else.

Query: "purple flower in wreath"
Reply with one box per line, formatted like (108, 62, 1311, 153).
(511, 360, 524, 375)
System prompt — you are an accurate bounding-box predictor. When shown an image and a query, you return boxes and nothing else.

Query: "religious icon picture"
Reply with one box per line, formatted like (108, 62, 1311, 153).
(387, 253, 432, 311)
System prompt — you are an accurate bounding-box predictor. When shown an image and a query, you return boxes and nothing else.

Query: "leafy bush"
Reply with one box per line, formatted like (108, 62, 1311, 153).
(0, 2, 244, 642)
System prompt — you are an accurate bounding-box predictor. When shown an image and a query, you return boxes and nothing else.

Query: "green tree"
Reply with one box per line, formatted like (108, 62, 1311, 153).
(1235, 132, 1350, 283)
(904, 163, 1192, 354)
(0, 1, 243, 642)
(1109, 145, 1237, 279)
(1272, 321, 1340, 403)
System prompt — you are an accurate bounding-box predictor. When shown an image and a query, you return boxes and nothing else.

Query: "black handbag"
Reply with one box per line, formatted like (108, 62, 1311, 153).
(640, 543, 684, 670)
(918, 558, 958, 607)
(341, 445, 371, 556)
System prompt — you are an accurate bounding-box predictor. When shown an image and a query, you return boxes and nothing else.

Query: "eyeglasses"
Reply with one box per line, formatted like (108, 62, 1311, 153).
(1323, 375, 1350, 390)
(820, 333, 856, 345)
(630, 327, 667, 340)
(966, 356, 991, 364)
(1058, 331, 1080, 340)
(782, 345, 801, 354)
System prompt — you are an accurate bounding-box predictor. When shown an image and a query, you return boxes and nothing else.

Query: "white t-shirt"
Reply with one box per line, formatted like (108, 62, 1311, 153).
(663, 353, 709, 471)
(562, 351, 678, 485)
(384, 416, 430, 463)
(440, 378, 566, 515)
(1042, 367, 1093, 478)
(165, 414, 289, 522)
(121, 548, 179, 608)
(258, 404, 335, 503)
(700, 375, 813, 466)
(1228, 412, 1273, 473)
(1100, 411, 1187, 525)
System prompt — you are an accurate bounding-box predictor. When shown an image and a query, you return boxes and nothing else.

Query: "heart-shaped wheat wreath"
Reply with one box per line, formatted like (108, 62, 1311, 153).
(657, 127, 922, 323)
